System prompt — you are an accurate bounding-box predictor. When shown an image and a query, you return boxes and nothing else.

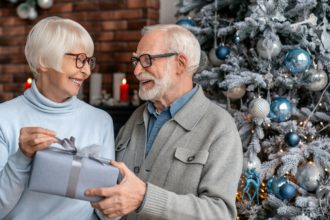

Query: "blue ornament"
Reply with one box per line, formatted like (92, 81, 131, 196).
(271, 176, 287, 199)
(269, 97, 292, 122)
(176, 18, 195, 27)
(215, 46, 230, 60)
(284, 132, 300, 147)
(233, 35, 241, 44)
(279, 182, 296, 200)
(266, 177, 275, 194)
(284, 48, 312, 74)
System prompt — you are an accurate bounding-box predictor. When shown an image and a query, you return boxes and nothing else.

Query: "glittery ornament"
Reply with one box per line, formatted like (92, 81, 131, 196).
(249, 98, 270, 118)
(303, 69, 329, 91)
(256, 36, 282, 59)
(296, 162, 324, 192)
(284, 48, 312, 74)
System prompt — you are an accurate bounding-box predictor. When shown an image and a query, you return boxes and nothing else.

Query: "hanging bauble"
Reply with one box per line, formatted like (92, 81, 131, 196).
(284, 132, 300, 147)
(279, 182, 296, 200)
(256, 36, 282, 59)
(292, 215, 311, 220)
(284, 48, 312, 74)
(223, 85, 246, 100)
(296, 162, 324, 192)
(269, 97, 292, 122)
(303, 69, 329, 91)
(270, 176, 287, 199)
(232, 34, 241, 45)
(215, 45, 230, 60)
(28, 7, 38, 20)
(242, 155, 261, 173)
(208, 48, 223, 66)
(249, 98, 270, 118)
(16, 3, 30, 19)
(37, 0, 53, 9)
(176, 18, 195, 27)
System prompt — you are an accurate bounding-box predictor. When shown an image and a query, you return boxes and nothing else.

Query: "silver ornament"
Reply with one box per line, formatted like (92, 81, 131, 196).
(303, 69, 329, 91)
(28, 7, 38, 20)
(242, 155, 261, 173)
(256, 36, 282, 59)
(208, 48, 224, 66)
(16, 3, 30, 19)
(296, 162, 324, 192)
(292, 215, 311, 220)
(249, 98, 270, 118)
(223, 85, 246, 100)
(37, 0, 53, 9)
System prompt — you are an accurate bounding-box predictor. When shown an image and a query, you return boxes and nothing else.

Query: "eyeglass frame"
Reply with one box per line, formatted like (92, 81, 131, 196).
(65, 53, 96, 70)
(131, 52, 178, 68)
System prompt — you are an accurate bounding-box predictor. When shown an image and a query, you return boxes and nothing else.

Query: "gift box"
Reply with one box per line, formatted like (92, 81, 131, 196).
(28, 137, 119, 202)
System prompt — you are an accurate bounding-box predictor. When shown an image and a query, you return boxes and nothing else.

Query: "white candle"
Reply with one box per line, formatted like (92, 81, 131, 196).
(113, 72, 125, 101)
(89, 73, 102, 104)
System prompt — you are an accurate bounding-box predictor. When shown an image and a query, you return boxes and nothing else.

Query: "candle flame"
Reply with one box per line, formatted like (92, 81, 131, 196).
(122, 78, 127, 84)
(27, 78, 32, 83)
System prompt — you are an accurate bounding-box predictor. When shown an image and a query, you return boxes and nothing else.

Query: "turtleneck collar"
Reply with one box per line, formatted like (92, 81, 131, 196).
(23, 80, 79, 114)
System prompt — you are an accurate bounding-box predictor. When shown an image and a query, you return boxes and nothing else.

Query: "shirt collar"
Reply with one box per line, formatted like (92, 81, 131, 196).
(146, 86, 198, 117)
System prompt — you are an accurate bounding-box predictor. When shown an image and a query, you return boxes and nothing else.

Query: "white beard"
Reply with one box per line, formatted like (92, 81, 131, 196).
(137, 64, 172, 101)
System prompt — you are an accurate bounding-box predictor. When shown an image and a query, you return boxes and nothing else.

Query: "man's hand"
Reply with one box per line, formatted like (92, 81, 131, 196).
(19, 127, 56, 158)
(85, 160, 147, 218)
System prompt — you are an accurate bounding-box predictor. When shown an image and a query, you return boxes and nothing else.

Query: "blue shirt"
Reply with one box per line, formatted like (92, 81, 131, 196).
(145, 86, 198, 157)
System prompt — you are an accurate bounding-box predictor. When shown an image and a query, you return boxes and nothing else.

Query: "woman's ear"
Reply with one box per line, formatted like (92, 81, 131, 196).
(176, 54, 188, 75)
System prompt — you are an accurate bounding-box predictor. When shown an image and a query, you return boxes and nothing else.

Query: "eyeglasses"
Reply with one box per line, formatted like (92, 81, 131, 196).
(131, 52, 178, 68)
(65, 53, 96, 70)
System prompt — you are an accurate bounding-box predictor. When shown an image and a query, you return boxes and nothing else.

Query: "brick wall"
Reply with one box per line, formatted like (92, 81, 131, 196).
(0, 0, 160, 101)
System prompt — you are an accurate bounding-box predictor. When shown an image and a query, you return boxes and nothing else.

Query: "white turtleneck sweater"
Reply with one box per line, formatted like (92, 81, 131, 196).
(0, 80, 115, 220)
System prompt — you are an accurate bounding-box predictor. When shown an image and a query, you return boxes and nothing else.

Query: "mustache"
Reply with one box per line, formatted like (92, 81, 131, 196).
(136, 72, 155, 81)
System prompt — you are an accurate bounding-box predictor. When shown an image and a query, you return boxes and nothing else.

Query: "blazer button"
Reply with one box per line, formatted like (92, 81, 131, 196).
(187, 156, 195, 162)
(134, 166, 140, 174)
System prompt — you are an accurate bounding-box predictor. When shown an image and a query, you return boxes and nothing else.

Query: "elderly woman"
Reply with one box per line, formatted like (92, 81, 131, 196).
(0, 17, 115, 220)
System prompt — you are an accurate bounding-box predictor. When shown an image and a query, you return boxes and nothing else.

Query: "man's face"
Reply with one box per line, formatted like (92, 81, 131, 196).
(133, 31, 177, 101)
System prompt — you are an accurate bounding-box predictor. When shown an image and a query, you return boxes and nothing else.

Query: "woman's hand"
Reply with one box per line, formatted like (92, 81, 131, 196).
(19, 127, 57, 158)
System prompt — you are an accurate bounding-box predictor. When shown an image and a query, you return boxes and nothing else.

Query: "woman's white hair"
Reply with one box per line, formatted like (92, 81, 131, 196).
(141, 24, 201, 75)
(25, 16, 94, 77)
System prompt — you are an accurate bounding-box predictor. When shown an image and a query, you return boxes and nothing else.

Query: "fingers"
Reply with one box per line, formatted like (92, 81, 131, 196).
(19, 127, 57, 158)
(110, 160, 130, 177)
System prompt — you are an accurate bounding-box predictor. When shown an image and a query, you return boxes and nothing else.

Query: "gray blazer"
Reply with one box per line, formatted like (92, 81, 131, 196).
(116, 85, 243, 220)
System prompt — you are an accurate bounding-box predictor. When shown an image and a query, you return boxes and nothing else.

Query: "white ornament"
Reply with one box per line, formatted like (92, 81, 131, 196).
(223, 85, 246, 100)
(28, 7, 38, 20)
(16, 3, 30, 19)
(303, 69, 329, 91)
(296, 162, 324, 192)
(249, 98, 270, 118)
(37, 0, 53, 9)
(242, 155, 261, 173)
(208, 48, 224, 66)
(256, 36, 282, 59)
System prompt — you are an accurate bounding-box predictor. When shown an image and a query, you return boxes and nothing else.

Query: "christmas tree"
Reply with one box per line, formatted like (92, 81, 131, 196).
(176, 0, 330, 219)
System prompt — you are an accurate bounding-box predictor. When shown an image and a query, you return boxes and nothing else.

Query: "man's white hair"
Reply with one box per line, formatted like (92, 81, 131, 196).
(141, 24, 201, 75)
(25, 16, 94, 77)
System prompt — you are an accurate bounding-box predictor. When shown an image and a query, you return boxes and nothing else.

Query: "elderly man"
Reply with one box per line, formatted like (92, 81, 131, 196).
(86, 24, 243, 220)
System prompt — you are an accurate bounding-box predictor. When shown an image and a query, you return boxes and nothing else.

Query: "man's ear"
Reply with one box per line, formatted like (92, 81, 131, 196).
(39, 65, 48, 72)
(176, 54, 188, 75)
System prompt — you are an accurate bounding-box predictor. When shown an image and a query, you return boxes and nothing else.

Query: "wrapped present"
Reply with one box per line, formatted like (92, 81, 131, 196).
(29, 137, 119, 202)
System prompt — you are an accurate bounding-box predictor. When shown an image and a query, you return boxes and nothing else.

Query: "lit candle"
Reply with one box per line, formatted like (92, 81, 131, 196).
(24, 78, 32, 90)
(120, 78, 129, 102)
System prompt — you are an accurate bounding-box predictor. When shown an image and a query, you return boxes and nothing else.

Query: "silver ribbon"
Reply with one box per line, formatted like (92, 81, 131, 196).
(51, 136, 110, 198)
